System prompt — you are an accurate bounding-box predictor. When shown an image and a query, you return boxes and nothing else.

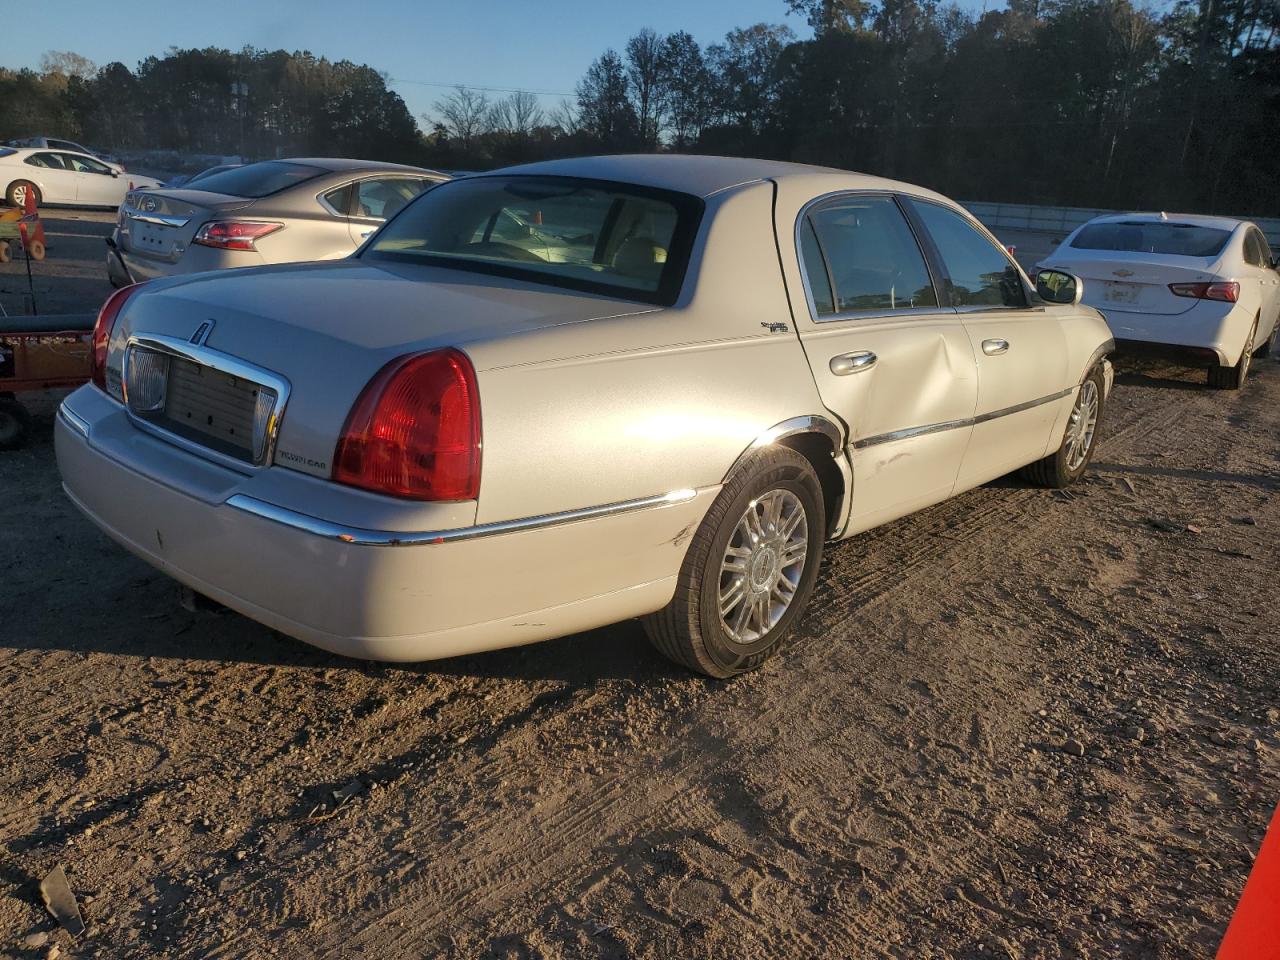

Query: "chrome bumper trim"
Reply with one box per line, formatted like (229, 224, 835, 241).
(57, 404, 91, 438)
(225, 488, 700, 547)
(123, 206, 191, 229)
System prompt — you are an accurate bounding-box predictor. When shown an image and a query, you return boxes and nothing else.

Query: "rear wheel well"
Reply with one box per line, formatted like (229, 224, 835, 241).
(777, 432, 844, 538)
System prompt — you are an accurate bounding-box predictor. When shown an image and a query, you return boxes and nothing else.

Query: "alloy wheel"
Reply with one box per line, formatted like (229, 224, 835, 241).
(1064, 379, 1099, 471)
(718, 489, 809, 645)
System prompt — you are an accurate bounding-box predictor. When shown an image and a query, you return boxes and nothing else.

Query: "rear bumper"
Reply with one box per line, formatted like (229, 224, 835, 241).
(1100, 299, 1252, 366)
(1112, 339, 1223, 368)
(110, 231, 264, 282)
(55, 385, 714, 662)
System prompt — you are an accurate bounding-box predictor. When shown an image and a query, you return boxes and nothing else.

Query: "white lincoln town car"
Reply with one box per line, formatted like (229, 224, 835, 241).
(56, 156, 1114, 677)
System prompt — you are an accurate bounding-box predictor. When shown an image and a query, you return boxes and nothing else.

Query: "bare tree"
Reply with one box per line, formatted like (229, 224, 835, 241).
(550, 98, 581, 135)
(626, 28, 666, 148)
(576, 50, 638, 148)
(39, 50, 97, 80)
(488, 90, 544, 136)
(429, 85, 490, 154)
(659, 32, 713, 150)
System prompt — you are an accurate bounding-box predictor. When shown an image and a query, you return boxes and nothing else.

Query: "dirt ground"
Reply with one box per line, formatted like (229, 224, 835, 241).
(2, 214, 1279, 959)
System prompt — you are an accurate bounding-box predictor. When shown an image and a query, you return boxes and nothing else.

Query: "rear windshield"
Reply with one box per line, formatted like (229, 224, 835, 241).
(1070, 221, 1231, 258)
(184, 161, 325, 198)
(362, 175, 703, 306)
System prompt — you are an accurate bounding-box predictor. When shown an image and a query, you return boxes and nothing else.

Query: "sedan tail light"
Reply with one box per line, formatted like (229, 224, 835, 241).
(192, 221, 284, 251)
(333, 349, 482, 501)
(1169, 281, 1239, 303)
(91, 283, 145, 398)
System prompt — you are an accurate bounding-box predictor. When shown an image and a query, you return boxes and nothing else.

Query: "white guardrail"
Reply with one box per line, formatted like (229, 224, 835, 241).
(963, 201, 1280, 249)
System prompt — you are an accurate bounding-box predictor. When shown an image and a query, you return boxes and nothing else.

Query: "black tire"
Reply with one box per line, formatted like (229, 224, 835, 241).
(1021, 366, 1106, 488)
(6, 180, 39, 209)
(643, 445, 826, 678)
(1208, 316, 1257, 390)
(0, 398, 32, 451)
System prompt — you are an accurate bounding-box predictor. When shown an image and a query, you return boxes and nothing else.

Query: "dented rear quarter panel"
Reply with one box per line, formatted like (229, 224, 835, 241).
(466, 180, 828, 524)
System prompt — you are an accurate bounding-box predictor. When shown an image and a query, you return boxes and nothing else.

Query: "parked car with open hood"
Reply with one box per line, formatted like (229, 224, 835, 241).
(106, 158, 448, 286)
(1037, 213, 1280, 389)
(57, 155, 1114, 677)
(1, 146, 161, 208)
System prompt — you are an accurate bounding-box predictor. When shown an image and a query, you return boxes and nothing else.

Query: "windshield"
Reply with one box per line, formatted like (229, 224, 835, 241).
(1070, 221, 1231, 258)
(363, 175, 703, 305)
(184, 160, 325, 198)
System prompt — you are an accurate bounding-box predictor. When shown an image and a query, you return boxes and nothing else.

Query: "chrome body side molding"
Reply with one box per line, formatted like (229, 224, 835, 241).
(853, 387, 1074, 450)
(226, 488, 700, 548)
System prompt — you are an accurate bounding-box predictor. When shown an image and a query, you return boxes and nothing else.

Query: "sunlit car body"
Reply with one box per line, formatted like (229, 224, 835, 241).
(106, 158, 448, 286)
(57, 155, 1114, 677)
(0, 146, 161, 208)
(1038, 213, 1280, 389)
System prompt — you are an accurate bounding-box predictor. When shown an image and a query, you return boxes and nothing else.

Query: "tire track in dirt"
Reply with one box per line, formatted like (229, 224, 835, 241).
(4, 360, 1279, 958)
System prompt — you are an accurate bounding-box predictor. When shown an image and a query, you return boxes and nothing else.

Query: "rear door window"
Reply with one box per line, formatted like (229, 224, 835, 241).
(907, 199, 1027, 308)
(799, 195, 938, 318)
(25, 152, 65, 169)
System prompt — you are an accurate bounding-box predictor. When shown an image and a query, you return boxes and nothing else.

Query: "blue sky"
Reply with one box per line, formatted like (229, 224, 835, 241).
(3, 0, 1003, 121)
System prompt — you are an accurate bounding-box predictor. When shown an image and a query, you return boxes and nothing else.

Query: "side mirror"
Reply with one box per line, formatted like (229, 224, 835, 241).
(1036, 269, 1084, 305)
(111, 170, 119, 178)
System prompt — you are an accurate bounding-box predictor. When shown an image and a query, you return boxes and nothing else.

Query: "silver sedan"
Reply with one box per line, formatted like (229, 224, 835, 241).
(106, 157, 448, 286)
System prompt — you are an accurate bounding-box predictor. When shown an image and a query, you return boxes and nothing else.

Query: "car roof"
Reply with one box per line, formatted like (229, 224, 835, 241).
(1084, 212, 1245, 232)
(2, 145, 99, 159)
(280, 157, 445, 176)
(484, 154, 919, 198)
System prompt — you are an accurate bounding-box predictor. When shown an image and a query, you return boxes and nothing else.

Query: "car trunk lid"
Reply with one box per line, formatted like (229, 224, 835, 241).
(116, 259, 658, 479)
(118, 188, 253, 262)
(1043, 251, 1222, 316)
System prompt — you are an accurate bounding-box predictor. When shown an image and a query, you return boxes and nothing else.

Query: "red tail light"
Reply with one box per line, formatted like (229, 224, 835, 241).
(192, 220, 283, 251)
(333, 349, 481, 501)
(91, 283, 143, 393)
(1169, 281, 1239, 303)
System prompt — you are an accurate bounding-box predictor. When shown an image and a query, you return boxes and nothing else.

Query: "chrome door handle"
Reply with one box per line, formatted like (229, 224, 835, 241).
(982, 338, 1010, 356)
(829, 351, 877, 376)
(360, 229, 376, 239)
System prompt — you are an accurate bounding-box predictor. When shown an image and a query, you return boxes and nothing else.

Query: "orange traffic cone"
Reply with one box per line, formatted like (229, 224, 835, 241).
(1219, 803, 1280, 959)
(18, 183, 45, 261)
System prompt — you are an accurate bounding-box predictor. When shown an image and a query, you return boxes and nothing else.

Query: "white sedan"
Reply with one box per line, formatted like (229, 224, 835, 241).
(56, 155, 1114, 676)
(0, 146, 162, 208)
(1038, 213, 1280, 389)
